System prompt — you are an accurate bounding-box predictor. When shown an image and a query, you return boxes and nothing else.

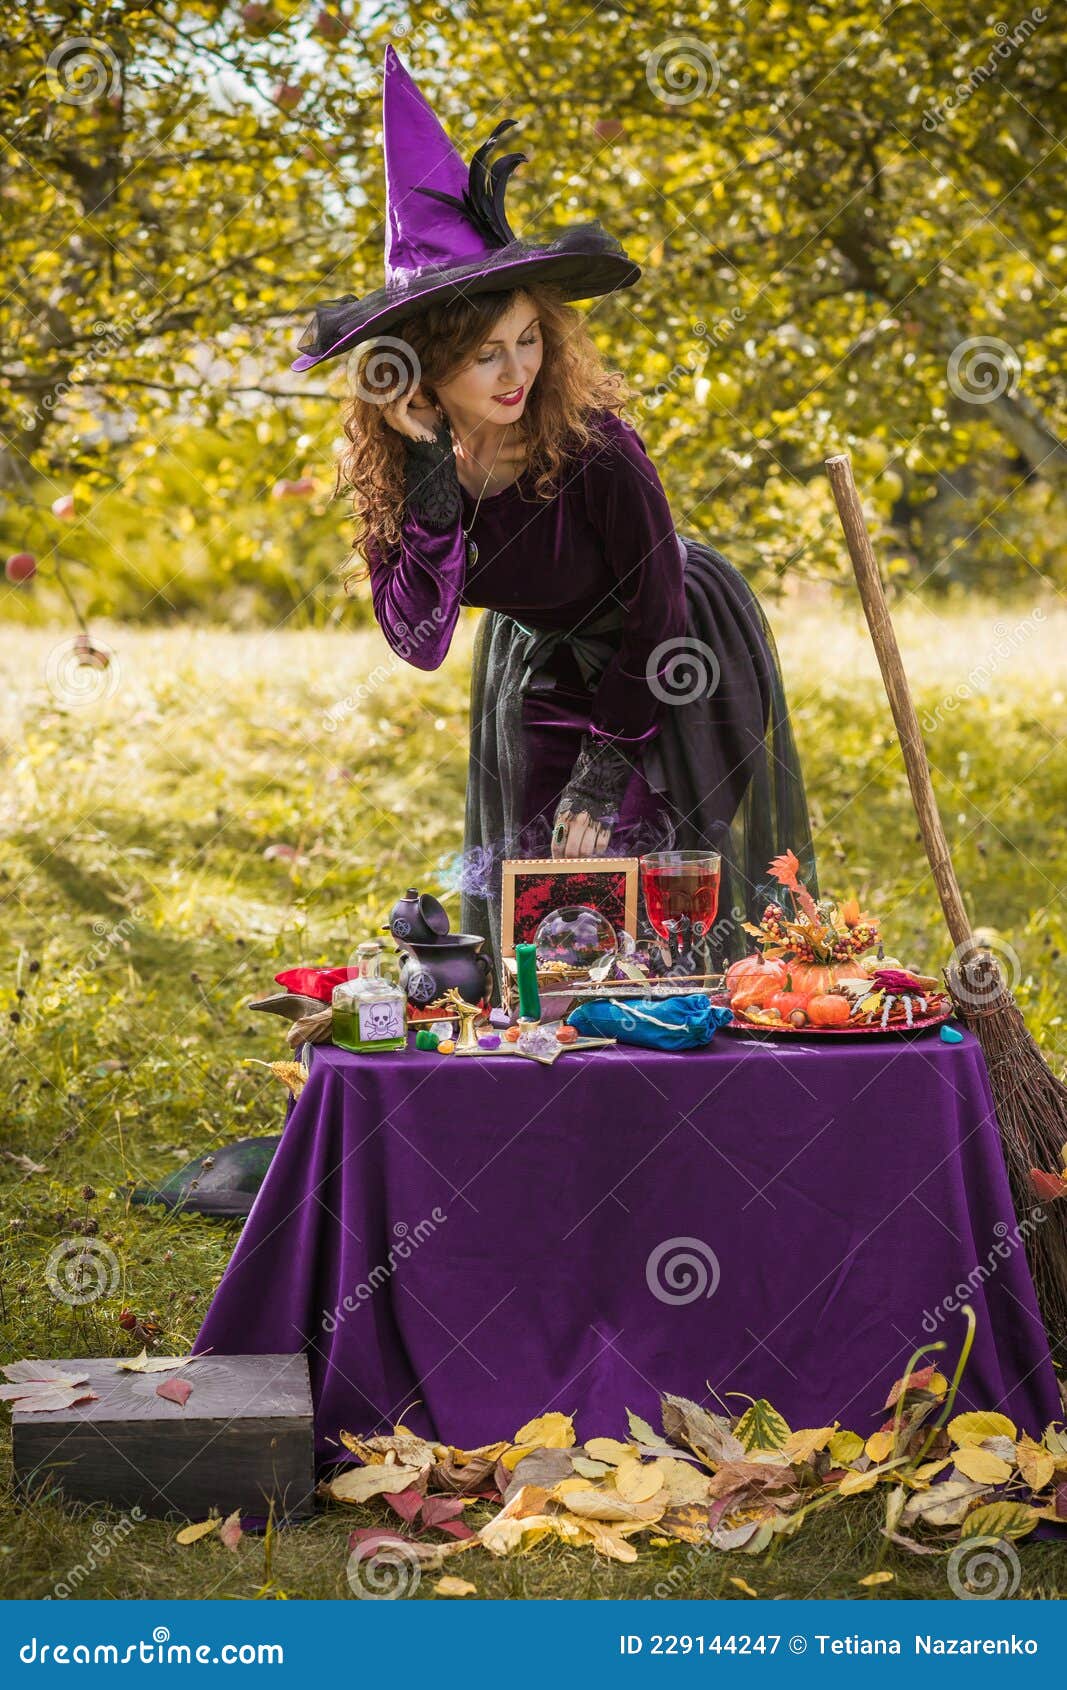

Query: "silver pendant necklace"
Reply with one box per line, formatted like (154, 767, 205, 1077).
(461, 428, 510, 569)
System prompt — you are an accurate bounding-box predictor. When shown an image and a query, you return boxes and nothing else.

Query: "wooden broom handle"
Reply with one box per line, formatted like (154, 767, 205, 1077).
(824, 453, 974, 951)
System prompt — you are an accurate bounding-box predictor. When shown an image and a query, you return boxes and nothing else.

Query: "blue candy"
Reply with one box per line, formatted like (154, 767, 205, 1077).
(940, 1023, 964, 1043)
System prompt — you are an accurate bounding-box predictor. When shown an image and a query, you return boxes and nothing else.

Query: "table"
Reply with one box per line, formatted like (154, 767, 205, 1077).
(194, 1026, 1063, 1468)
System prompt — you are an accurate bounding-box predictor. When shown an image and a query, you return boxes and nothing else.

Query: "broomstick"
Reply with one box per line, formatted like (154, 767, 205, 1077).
(825, 452, 1067, 1358)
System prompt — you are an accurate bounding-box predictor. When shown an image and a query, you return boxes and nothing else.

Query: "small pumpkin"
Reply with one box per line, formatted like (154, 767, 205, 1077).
(807, 993, 852, 1028)
(769, 989, 808, 1019)
(725, 953, 786, 994)
(787, 961, 870, 998)
(728, 956, 787, 1010)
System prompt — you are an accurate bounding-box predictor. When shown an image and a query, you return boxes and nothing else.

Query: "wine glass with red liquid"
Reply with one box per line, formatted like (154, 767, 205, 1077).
(640, 851, 721, 974)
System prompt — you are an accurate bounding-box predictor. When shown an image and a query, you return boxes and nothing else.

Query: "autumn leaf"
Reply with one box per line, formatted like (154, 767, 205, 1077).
(583, 1437, 632, 1466)
(865, 1430, 895, 1464)
(661, 1395, 746, 1467)
(781, 1425, 837, 1463)
(948, 1411, 1017, 1447)
(828, 1429, 865, 1465)
(883, 1365, 949, 1408)
(729, 1576, 759, 1596)
(0, 1364, 98, 1414)
(322, 1464, 426, 1505)
(155, 1376, 192, 1407)
(858, 1570, 894, 1586)
(614, 1457, 665, 1503)
(434, 1576, 477, 1597)
(116, 1350, 192, 1375)
(626, 1409, 660, 1445)
(1016, 1436, 1056, 1492)
(501, 1412, 576, 1469)
(176, 1518, 219, 1545)
(735, 1399, 791, 1453)
(960, 1500, 1036, 1541)
(952, 1446, 1014, 1485)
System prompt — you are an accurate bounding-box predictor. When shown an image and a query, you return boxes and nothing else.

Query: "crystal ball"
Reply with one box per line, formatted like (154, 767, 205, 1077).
(533, 904, 619, 971)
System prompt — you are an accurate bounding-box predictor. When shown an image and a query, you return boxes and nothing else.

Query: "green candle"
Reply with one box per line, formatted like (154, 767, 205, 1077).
(515, 942, 541, 1021)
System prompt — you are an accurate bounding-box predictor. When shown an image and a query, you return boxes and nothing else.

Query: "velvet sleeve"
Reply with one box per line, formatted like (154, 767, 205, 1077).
(581, 413, 688, 743)
(363, 418, 467, 672)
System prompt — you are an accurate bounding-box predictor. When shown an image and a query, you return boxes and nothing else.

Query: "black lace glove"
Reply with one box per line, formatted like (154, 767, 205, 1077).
(401, 415, 462, 531)
(553, 733, 634, 834)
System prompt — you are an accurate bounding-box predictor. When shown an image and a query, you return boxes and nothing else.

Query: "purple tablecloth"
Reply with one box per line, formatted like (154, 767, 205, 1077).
(195, 1026, 1062, 1467)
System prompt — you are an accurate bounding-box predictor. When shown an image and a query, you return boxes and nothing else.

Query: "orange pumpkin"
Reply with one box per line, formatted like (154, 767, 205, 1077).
(726, 955, 786, 1009)
(807, 993, 852, 1027)
(786, 961, 869, 998)
(726, 953, 784, 993)
(769, 989, 808, 1019)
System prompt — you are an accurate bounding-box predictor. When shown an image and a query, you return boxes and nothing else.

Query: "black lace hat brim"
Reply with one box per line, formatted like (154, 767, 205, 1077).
(290, 222, 641, 372)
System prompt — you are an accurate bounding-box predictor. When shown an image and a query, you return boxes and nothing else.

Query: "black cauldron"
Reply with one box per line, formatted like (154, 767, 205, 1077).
(395, 934, 493, 1010)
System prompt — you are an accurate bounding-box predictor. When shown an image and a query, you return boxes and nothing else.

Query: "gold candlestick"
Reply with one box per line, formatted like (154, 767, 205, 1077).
(437, 988, 483, 1054)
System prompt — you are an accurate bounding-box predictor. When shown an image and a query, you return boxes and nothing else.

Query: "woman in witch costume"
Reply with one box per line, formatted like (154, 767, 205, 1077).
(291, 47, 819, 1000)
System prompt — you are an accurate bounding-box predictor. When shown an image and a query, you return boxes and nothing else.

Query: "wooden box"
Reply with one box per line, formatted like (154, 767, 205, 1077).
(13, 1354, 315, 1521)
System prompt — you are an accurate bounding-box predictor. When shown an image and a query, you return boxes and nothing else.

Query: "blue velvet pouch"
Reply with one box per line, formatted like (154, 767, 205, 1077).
(566, 993, 733, 1050)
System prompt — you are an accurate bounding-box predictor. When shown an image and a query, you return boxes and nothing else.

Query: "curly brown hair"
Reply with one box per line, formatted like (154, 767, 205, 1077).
(334, 283, 634, 589)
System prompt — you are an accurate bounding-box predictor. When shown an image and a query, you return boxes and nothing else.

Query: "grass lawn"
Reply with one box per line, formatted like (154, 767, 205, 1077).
(1, 596, 1065, 1600)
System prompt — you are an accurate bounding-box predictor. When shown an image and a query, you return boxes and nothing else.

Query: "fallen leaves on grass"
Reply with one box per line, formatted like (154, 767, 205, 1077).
(176, 1518, 219, 1545)
(311, 1311, 1064, 1573)
(434, 1575, 477, 1597)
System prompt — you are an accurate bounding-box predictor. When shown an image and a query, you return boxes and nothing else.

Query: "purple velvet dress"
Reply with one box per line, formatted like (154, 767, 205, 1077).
(365, 408, 818, 1000)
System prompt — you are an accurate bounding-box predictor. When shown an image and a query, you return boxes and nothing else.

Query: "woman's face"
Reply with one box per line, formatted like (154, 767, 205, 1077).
(432, 293, 543, 429)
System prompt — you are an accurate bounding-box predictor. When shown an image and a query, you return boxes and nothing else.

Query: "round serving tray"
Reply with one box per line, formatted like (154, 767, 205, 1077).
(718, 1002, 955, 1040)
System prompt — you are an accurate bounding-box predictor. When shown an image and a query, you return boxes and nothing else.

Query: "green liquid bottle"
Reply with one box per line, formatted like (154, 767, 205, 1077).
(332, 941, 408, 1053)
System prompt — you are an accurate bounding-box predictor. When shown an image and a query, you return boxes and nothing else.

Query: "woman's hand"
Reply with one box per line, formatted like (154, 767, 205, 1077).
(551, 809, 614, 860)
(382, 384, 445, 444)
(551, 734, 631, 859)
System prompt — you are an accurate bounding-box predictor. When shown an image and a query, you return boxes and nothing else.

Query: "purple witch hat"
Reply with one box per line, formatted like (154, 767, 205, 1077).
(290, 44, 641, 373)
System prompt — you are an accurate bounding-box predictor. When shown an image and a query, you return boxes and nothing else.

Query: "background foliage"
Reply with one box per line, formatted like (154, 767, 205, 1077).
(2, 0, 1065, 623)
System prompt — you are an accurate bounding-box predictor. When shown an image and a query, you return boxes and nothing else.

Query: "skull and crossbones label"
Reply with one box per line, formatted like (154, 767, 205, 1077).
(358, 998, 405, 1041)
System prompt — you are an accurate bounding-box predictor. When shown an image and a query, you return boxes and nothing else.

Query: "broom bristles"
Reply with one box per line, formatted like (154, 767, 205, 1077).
(945, 952, 1067, 1363)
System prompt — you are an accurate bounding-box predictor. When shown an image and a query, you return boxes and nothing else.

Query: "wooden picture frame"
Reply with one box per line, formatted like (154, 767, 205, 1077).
(500, 857, 640, 955)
